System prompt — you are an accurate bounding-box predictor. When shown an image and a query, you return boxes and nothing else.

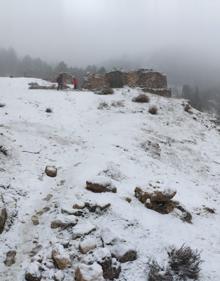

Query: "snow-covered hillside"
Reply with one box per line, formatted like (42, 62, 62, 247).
(0, 78, 220, 281)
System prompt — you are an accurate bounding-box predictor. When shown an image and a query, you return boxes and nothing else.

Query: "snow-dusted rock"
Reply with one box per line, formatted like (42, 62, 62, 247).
(111, 244, 137, 263)
(25, 262, 42, 281)
(4, 250, 16, 266)
(52, 245, 71, 270)
(86, 177, 117, 193)
(0, 194, 7, 234)
(72, 222, 96, 239)
(101, 227, 125, 245)
(75, 263, 104, 281)
(45, 166, 57, 177)
(51, 215, 78, 229)
(79, 238, 97, 254)
(54, 270, 65, 281)
(31, 215, 39, 226)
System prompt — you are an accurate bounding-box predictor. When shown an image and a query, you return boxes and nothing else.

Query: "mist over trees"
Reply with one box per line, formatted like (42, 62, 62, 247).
(0, 47, 106, 84)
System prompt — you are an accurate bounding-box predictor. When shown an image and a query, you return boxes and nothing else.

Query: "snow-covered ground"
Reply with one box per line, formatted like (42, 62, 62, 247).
(0, 77, 220, 280)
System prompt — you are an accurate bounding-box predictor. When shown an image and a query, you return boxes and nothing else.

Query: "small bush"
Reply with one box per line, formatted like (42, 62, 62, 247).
(97, 102, 110, 110)
(0, 145, 8, 156)
(168, 245, 202, 280)
(132, 94, 150, 103)
(97, 87, 114, 95)
(148, 260, 173, 281)
(149, 106, 158, 115)
(45, 108, 53, 113)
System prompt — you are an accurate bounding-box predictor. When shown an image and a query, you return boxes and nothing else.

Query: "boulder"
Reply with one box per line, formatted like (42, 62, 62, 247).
(135, 187, 176, 214)
(52, 245, 71, 270)
(4, 250, 16, 266)
(75, 263, 104, 281)
(45, 166, 57, 177)
(86, 181, 117, 193)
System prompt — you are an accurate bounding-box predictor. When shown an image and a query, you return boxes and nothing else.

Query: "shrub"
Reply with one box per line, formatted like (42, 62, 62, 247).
(97, 102, 110, 110)
(148, 260, 173, 281)
(0, 145, 8, 156)
(168, 245, 202, 280)
(132, 94, 150, 103)
(45, 108, 53, 113)
(149, 106, 158, 115)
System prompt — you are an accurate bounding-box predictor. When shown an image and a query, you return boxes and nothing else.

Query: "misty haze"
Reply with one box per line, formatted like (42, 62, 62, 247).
(0, 1, 220, 281)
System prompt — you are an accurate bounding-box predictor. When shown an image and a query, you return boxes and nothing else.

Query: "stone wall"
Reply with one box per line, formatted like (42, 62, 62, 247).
(82, 69, 171, 97)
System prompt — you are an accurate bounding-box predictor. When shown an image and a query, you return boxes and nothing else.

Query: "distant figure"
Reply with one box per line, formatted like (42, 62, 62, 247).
(56, 73, 64, 90)
(72, 77, 78, 90)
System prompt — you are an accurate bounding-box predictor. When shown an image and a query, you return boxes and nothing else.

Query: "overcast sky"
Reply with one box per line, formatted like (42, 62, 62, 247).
(0, 0, 220, 67)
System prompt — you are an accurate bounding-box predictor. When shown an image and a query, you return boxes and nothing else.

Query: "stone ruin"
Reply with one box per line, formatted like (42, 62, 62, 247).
(83, 69, 171, 97)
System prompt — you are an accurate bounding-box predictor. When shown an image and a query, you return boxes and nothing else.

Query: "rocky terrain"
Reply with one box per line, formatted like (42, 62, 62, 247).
(0, 78, 220, 280)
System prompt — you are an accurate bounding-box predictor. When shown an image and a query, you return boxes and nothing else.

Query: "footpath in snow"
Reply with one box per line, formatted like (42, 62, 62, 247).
(0, 77, 220, 280)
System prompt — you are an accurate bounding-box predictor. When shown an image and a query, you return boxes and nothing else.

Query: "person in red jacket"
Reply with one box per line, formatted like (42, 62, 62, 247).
(72, 77, 78, 90)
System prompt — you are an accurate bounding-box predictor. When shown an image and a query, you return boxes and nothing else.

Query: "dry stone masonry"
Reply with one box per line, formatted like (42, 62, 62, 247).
(83, 69, 171, 97)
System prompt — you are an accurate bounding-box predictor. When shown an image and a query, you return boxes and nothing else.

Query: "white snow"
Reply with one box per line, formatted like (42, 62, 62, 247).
(0, 77, 220, 280)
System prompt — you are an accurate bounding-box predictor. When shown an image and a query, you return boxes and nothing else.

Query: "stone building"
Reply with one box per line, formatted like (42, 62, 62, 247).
(83, 69, 171, 97)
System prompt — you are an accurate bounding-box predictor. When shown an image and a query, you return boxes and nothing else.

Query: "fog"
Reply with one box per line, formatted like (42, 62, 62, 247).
(0, 0, 219, 68)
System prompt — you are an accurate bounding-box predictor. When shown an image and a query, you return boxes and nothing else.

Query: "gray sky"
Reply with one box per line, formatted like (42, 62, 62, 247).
(0, 0, 220, 67)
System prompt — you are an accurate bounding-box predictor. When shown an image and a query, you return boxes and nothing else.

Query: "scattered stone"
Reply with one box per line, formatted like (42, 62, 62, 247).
(79, 238, 97, 254)
(111, 244, 137, 263)
(125, 197, 132, 203)
(101, 227, 125, 246)
(99, 256, 121, 280)
(52, 245, 71, 270)
(29, 245, 43, 257)
(45, 166, 57, 177)
(135, 187, 176, 214)
(0, 194, 7, 234)
(96, 87, 114, 95)
(25, 262, 42, 281)
(132, 94, 150, 103)
(36, 207, 50, 216)
(86, 180, 117, 193)
(51, 216, 78, 229)
(4, 250, 16, 266)
(0, 103, 6, 108)
(31, 215, 39, 226)
(72, 222, 96, 239)
(184, 104, 193, 114)
(54, 271, 65, 281)
(75, 263, 104, 281)
(148, 106, 158, 115)
(43, 193, 53, 201)
(73, 202, 86, 210)
(203, 206, 215, 214)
